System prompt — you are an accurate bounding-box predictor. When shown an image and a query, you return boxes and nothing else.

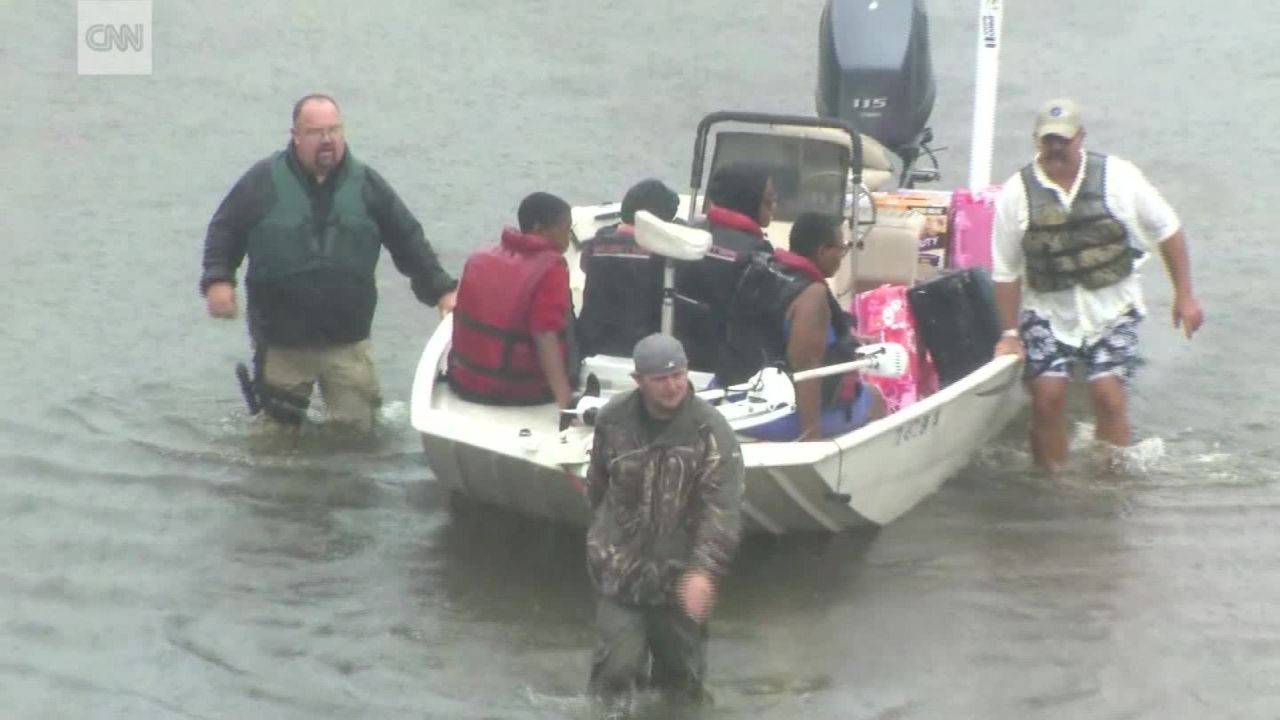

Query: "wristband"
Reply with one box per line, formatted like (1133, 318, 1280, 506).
(1000, 328, 1019, 339)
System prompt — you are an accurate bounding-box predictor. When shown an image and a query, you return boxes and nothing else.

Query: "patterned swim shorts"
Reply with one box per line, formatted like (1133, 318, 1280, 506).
(1019, 307, 1144, 386)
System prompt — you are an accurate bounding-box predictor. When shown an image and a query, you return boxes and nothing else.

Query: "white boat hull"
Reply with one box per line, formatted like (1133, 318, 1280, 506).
(411, 314, 1025, 535)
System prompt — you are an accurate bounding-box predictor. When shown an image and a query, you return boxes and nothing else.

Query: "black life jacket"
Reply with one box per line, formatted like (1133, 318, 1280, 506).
(722, 251, 858, 402)
(576, 224, 664, 358)
(673, 208, 773, 370)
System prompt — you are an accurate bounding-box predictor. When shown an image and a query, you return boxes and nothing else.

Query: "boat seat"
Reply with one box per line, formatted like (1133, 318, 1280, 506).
(860, 134, 897, 193)
(863, 167, 895, 193)
(634, 210, 711, 260)
(850, 212, 923, 294)
(579, 354, 717, 396)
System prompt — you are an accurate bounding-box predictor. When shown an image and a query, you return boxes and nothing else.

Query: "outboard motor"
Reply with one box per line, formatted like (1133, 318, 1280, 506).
(816, 0, 937, 184)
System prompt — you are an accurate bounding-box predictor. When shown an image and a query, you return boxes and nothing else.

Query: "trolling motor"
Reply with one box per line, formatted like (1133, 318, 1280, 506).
(557, 342, 909, 433)
(559, 374, 607, 431)
(791, 341, 909, 384)
(698, 341, 909, 412)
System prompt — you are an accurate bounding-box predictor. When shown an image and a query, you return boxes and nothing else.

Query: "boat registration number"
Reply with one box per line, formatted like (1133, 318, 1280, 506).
(895, 408, 941, 445)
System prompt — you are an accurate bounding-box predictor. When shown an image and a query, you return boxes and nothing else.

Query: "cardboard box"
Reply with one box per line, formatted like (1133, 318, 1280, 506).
(870, 190, 953, 273)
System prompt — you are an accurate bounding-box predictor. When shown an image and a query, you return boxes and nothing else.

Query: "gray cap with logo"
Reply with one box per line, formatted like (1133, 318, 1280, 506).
(632, 333, 688, 376)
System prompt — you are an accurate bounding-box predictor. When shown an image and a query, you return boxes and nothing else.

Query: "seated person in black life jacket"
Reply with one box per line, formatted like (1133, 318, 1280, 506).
(727, 212, 886, 440)
(576, 179, 681, 358)
(674, 163, 777, 372)
(448, 192, 577, 409)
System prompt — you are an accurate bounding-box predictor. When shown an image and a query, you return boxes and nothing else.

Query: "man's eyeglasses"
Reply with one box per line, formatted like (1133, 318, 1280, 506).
(828, 240, 854, 256)
(299, 124, 344, 140)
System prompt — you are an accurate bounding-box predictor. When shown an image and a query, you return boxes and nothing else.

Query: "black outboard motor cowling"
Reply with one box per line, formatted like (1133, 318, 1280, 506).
(816, 0, 936, 160)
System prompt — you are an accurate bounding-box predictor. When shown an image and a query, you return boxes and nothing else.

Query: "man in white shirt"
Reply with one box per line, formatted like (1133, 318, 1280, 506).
(991, 97, 1205, 470)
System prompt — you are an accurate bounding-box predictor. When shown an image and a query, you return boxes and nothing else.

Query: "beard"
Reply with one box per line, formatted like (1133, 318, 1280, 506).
(1042, 147, 1069, 163)
(314, 145, 337, 170)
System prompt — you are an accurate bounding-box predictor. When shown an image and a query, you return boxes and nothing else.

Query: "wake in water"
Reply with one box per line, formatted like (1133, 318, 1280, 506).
(520, 671, 837, 720)
(521, 686, 706, 720)
(236, 398, 412, 458)
(1070, 422, 1167, 476)
(972, 420, 1169, 491)
(971, 401, 1270, 496)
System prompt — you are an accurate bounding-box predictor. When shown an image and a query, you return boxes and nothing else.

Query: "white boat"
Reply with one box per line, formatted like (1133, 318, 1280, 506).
(410, 0, 1024, 534)
(413, 310, 1020, 533)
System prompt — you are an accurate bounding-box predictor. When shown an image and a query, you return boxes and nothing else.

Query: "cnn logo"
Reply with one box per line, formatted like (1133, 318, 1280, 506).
(77, 0, 152, 75)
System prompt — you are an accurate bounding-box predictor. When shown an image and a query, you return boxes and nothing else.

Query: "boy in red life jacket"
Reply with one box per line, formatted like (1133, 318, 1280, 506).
(448, 193, 577, 408)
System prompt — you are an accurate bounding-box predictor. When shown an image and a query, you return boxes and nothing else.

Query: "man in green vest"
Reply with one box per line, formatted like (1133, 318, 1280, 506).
(200, 93, 458, 434)
(991, 97, 1205, 471)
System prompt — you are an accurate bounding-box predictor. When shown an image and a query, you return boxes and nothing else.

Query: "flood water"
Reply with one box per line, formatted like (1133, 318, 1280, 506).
(3, 0, 1277, 717)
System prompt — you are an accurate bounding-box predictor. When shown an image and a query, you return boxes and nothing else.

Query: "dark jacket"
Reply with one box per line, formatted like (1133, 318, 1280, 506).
(576, 223, 665, 358)
(199, 144, 457, 347)
(584, 389, 745, 606)
(673, 208, 774, 370)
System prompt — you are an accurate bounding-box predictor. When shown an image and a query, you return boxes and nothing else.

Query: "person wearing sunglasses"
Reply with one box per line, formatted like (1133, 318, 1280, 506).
(724, 212, 885, 440)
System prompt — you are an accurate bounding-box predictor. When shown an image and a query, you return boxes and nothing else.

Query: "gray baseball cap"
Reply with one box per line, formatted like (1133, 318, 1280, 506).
(632, 333, 688, 376)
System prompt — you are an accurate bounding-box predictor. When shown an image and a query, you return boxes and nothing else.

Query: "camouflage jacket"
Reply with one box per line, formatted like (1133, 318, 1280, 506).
(584, 390, 745, 606)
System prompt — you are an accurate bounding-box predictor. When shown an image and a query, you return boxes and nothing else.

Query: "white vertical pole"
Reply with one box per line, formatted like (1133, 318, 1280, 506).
(660, 261, 676, 336)
(968, 0, 1004, 189)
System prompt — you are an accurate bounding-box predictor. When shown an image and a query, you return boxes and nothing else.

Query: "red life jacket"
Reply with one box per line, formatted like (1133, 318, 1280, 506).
(448, 228, 567, 405)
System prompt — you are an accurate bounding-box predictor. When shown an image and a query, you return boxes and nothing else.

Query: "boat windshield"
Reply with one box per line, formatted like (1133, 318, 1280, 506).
(708, 131, 852, 222)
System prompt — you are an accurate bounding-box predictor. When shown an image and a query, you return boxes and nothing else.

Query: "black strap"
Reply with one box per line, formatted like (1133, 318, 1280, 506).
(233, 351, 310, 425)
(446, 372, 554, 406)
(453, 309, 535, 343)
(449, 350, 544, 381)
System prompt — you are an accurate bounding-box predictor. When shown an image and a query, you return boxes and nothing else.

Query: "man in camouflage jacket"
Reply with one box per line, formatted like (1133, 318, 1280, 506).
(584, 333, 745, 709)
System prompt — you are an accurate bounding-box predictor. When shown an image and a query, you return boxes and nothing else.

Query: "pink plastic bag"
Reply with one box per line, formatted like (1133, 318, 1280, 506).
(948, 186, 1001, 270)
(853, 285, 938, 413)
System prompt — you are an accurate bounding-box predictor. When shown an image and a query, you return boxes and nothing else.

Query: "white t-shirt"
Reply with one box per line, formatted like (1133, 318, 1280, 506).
(990, 151, 1182, 347)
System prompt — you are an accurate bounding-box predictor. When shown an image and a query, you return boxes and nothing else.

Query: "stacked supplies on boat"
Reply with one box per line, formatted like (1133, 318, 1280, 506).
(849, 185, 1006, 410)
(853, 284, 937, 413)
(946, 186, 1001, 271)
(869, 189, 954, 282)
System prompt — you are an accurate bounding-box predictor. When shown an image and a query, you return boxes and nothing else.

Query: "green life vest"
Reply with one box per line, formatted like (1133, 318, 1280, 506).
(1021, 152, 1133, 293)
(245, 152, 381, 283)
